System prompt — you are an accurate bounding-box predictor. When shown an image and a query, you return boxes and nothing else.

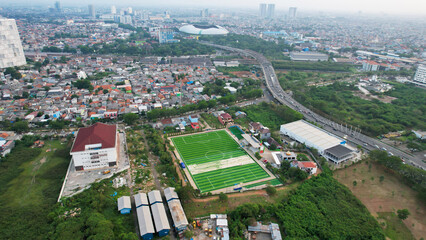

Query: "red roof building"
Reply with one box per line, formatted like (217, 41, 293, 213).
(71, 122, 117, 153)
(70, 123, 118, 171)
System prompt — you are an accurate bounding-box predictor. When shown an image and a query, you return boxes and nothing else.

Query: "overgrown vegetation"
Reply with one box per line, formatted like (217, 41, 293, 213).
(0, 138, 70, 239)
(200, 34, 292, 60)
(226, 102, 303, 130)
(228, 173, 384, 239)
(48, 179, 137, 240)
(290, 81, 426, 136)
(273, 60, 354, 72)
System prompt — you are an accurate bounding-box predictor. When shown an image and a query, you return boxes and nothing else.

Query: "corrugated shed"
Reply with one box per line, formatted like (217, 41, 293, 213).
(167, 199, 188, 230)
(117, 196, 131, 211)
(148, 190, 163, 204)
(136, 206, 155, 236)
(150, 202, 170, 232)
(134, 192, 149, 208)
(164, 187, 179, 201)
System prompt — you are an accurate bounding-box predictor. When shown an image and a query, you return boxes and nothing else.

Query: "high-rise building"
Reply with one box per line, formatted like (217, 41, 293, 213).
(414, 65, 426, 84)
(159, 28, 179, 44)
(267, 4, 275, 18)
(259, 3, 267, 18)
(0, 18, 26, 69)
(54, 1, 61, 13)
(200, 8, 208, 18)
(289, 7, 297, 19)
(88, 4, 95, 19)
(111, 6, 116, 14)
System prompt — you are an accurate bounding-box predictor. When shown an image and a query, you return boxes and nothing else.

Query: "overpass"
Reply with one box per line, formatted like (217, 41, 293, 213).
(201, 42, 425, 169)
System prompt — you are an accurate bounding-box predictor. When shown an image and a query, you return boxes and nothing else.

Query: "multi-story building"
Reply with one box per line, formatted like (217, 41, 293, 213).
(289, 7, 297, 19)
(70, 122, 118, 171)
(259, 3, 267, 18)
(267, 4, 275, 18)
(111, 6, 116, 14)
(88, 5, 96, 19)
(413, 65, 426, 84)
(54, 1, 61, 13)
(159, 29, 179, 44)
(0, 18, 26, 68)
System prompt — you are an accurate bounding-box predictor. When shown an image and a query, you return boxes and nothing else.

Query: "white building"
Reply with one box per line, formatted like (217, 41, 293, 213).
(280, 120, 354, 164)
(70, 123, 118, 171)
(414, 65, 426, 84)
(0, 18, 26, 68)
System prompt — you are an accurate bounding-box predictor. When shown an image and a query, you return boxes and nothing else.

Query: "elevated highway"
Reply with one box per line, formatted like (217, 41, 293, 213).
(201, 42, 425, 169)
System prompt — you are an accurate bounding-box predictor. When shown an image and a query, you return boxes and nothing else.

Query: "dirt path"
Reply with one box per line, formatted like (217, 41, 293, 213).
(191, 185, 292, 202)
(141, 130, 162, 191)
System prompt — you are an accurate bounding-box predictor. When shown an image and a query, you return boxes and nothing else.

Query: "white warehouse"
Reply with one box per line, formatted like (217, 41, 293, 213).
(280, 120, 354, 164)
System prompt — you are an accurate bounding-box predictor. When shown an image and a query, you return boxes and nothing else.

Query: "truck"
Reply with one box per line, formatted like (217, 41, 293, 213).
(102, 170, 111, 175)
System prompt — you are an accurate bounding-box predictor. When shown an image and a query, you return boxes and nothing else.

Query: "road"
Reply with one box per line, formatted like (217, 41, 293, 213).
(201, 42, 425, 170)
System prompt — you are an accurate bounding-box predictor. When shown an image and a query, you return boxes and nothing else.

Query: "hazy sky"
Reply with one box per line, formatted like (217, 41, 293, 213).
(2, 0, 426, 16)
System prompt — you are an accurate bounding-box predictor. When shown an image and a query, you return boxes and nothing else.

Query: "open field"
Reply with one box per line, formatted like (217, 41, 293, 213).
(172, 130, 270, 193)
(377, 212, 415, 240)
(334, 162, 425, 239)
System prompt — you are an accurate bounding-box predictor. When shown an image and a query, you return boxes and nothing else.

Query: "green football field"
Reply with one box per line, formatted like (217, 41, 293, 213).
(172, 130, 270, 193)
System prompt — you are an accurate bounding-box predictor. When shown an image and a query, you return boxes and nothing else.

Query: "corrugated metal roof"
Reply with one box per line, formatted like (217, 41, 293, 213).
(150, 202, 170, 232)
(164, 187, 179, 201)
(280, 120, 342, 152)
(134, 192, 149, 207)
(117, 196, 131, 211)
(148, 190, 163, 204)
(167, 199, 188, 229)
(137, 206, 155, 236)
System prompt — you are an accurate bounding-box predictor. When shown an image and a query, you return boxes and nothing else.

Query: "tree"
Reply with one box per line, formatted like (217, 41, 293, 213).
(265, 186, 277, 196)
(219, 192, 228, 202)
(397, 209, 410, 220)
(353, 180, 357, 187)
(123, 113, 139, 125)
(103, 89, 108, 94)
(379, 176, 384, 182)
(11, 121, 29, 133)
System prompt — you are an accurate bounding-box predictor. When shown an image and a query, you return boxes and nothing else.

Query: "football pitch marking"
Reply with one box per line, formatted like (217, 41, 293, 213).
(171, 130, 271, 193)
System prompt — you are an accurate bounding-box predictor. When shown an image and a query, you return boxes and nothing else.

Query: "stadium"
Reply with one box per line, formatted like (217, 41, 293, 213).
(171, 130, 275, 193)
(178, 24, 229, 35)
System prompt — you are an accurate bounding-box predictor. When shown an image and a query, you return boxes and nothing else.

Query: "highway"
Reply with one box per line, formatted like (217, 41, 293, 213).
(201, 42, 425, 169)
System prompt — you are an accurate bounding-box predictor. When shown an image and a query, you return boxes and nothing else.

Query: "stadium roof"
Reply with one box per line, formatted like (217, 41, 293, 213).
(71, 123, 117, 152)
(179, 24, 229, 35)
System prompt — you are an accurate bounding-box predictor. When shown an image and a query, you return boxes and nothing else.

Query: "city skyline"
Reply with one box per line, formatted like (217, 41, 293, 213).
(1, 0, 425, 15)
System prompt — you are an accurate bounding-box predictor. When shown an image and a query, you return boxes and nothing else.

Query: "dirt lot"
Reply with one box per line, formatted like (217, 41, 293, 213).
(334, 162, 425, 239)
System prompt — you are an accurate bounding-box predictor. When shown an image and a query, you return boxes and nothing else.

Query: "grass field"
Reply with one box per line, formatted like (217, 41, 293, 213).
(229, 126, 244, 140)
(172, 130, 270, 193)
(377, 212, 415, 240)
(334, 162, 425, 239)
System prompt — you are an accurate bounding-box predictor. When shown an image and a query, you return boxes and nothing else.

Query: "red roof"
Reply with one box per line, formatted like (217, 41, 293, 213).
(71, 123, 117, 152)
(300, 162, 317, 168)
